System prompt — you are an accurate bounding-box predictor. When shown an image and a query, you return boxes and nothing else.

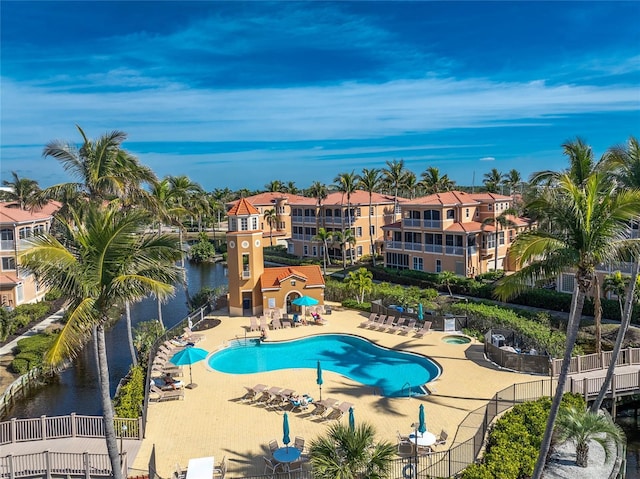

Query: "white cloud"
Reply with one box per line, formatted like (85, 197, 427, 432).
(479, 157, 495, 162)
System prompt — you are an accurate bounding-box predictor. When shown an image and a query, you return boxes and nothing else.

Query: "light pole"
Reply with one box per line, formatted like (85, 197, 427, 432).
(411, 422, 419, 474)
(120, 424, 127, 465)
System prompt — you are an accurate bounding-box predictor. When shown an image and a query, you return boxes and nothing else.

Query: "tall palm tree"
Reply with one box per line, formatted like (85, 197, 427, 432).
(334, 171, 358, 235)
(309, 422, 395, 479)
(383, 159, 407, 220)
(313, 228, 333, 275)
(345, 267, 374, 303)
(402, 171, 418, 199)
(420, 166, 455, 194)
(19, 204, 181, 479)
(263, 208, 277, 246)
(603, 270, 631, 317)
(284, 181, 299, 195)
(503, 169, 522, 195)
(494, 172, 640, 479)
(308, 181, 328, 231)
(555, 407, 624, 468)
(264, 180, 284, 192)
(357, 168, 382, 266)
(1, 171, 40, 209)
(483, 168, 504, 193)
(605, 136, 640, 190)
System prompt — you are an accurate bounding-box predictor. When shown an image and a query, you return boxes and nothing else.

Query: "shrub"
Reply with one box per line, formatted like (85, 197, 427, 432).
(263, 255, 320, 266)
(113, 365, 145, 418)
(44, 288, 63, 301)
(342, 299, 371, 311)
(10, 332, 58, 373)
(188, 233, 216, 263)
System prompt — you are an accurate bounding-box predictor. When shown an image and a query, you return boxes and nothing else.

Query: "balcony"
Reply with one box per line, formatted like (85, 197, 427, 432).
(424, 244, 443, 254)
(445, 246, 464, 256)
(385, 241, 403, 250)
(405, 243, 423, 252)
(0, 240, 15, 251)
(403, 218, 421, 228)
(242, 270, 251, 279)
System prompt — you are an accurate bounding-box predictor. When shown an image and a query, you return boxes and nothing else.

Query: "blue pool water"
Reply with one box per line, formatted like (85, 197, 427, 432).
(208, 334, 441, 397)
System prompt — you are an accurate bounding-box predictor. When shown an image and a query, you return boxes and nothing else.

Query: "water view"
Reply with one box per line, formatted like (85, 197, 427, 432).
(6, 261, 227, 419)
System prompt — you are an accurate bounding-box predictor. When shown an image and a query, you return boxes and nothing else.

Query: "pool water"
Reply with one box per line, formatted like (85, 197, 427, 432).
(208, 334, 440, 397)
(442, 335, 471, 345)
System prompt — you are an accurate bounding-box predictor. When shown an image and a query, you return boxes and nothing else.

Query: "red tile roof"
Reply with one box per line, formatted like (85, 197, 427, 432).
(381, 221, 402, 230)
(406, 191, 480, 206)
(445, 221, 488, 233)
(317, 190, 405, 206)
(260, 265, 325, 290)
(0, 201, 61, 223)
(227, 192, 311, 209)
(0, 273, 20, 286)
(227, 198, 260, 216)
(469, 192, 512, 201)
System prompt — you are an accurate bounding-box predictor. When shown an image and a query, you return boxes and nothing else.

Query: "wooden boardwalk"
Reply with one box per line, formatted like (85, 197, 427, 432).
(0, 436, 141, 457)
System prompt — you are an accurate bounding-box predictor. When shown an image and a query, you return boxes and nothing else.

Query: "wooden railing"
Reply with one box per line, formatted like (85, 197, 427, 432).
(551, 347, 640, 376)
(0, 451, 127, 479)
(0, 414, 141, 445)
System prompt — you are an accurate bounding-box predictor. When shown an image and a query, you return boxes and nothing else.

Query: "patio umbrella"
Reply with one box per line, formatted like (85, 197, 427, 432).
(418, 404, 427, 434)
(283, 413, 291, 451)
(292, 295, 319, 318)
(348, 407, 355, 432)
(418, 303, 424, 321)
(170, 346, 209, 389)
(316, 360, 323, 401)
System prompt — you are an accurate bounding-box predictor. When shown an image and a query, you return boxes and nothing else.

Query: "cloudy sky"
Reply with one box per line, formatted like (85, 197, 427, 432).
(1, 1, 638, 191)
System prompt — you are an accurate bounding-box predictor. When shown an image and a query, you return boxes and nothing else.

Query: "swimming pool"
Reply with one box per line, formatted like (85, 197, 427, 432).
(208, 334, 441, 397)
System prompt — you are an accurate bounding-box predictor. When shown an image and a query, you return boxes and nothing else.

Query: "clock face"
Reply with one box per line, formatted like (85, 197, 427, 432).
(241, 241, 250, 249)
(255, 240, 261, 247)
(228, 240, 236, 249)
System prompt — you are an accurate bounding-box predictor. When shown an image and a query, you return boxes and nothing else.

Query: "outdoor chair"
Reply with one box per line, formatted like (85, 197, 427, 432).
(249, 316, 259, 332)
(150, 385, 184, 402)
(256, 387, 283, 405)
(271, 317, 282, 329)
(397, 441, 415, 456)
(241, 384, 268, 402)
(213, 456, 227, 479)
(294, 436, 305, 453)
(366, 314, 385, 329)
(414, 321, 433, 338)
(268, 439, 279, 454)
(262, 456, 282, 477)
(360, 313, 378, 328)
(174, 464, 186, 479)
(433, 430, 448, 448)
(376, 315, 395, 331)
(259, 317, 268, 331)
(326, 401, 354, 421)
(388, 317, 407, 333)
(287, 460, 304, 473)
(282, 320, 292, 328)
(182, 327, 205, 343)
(311, 398, 338, 417)
(399, 319, 416, 335)
(270, 389, 295, 410)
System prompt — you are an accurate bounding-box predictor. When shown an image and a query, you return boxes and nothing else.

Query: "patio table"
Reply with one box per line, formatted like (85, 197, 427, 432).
(186, 456, 214, 479)
(408, 431, 436, 446)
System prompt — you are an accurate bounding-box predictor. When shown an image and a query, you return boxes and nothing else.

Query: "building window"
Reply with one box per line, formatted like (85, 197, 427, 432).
(466, 208, 469, 218)
(560, 273, 575, 293)
(356, 246, 363, 256)
(488, 204, 493, 211)
(240, 218, 248, 231)
(287, 243, 294, 254)
(19, 227, 32, 239)
(229, 218, 237, 231)
(356, 227, 362, 237)
(303, 245, 308, 255)
(499, 231, 505, 245)
(370, 225, 375, 236)
(355, 208, 361, 217)
(385, 252, 409, 269)
(312, 246, 317, 256)
(395, 204, 402, 214)
(446, 209, 455, 220)
(2, 257, 16, 270)
(33, 225, 45, 235)
(370, 206, 374, 215)
(413, 257, 423, 271)
(251, 217, 258, 230)
(16, 284, 24, 303)
(436, 259, 442, 273)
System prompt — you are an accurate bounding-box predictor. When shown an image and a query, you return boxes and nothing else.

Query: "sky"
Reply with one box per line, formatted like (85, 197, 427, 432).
(1, 1, 639, 192)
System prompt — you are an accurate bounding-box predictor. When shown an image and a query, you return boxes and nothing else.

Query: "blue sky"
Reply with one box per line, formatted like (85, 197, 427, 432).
(1, 1, 638, 191)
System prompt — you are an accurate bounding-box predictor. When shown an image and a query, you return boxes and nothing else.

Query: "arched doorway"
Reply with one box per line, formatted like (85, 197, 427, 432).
(285, 291, 301, 314)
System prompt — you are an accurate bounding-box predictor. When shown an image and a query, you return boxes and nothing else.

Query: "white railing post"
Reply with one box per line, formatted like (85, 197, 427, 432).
(8, 454, 14, 479)
(10, 418, 16, 443)
(45, 450, 52, 479)
(84, 452, 90, 479)
(70, 413, 77, 437)
(40, 415, 47, 440)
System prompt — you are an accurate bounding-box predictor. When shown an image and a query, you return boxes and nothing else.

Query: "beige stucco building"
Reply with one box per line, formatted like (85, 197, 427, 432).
(0, 201, 60, 307)
(226, 198, 324, 317)
(383, 191, 531, 277)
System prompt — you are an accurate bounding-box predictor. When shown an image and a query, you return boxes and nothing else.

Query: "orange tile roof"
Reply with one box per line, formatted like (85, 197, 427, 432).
(469, 192, 512, 202)
(0, 201, 61, 223)
(381, 221, 402, 230)
(445, 221, 488, 233)
(406, 191, 480, 206)
(318, 190, 405, 206)
(227, 198, 260, 216)
(227, 192, 311, 209)
(0, 273, 20, 285)
(260, 265, 325, 290)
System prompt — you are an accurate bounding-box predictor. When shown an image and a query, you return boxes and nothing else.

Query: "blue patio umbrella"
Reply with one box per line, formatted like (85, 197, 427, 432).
(170, 346, 209, 389)
(316, 360, 323, 401)
(283, 412, 291, 449)
(418, 303, 424, 321)
(292, 295, 320, 318)
(418, 404, 427, 434)
(348, 407, 355, 432)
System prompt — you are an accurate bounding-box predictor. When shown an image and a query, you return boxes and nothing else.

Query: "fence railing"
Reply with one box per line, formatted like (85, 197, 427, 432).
(0, 450, 128, 479)
(0, 414, 141, 445)
(551, 347, 640, 376)
(484, 329, 551, 375)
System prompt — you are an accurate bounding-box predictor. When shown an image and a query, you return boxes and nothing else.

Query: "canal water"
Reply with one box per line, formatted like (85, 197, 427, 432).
(6, 261, 227, 419)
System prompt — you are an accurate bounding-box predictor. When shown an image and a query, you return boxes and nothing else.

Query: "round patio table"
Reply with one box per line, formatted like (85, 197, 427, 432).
(408, 431, 437, 446)
(273, 447, 301, 464)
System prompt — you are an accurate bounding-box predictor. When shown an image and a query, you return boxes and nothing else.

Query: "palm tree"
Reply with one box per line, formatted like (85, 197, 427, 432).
(555, 407, 624, 468)
(483, 168, 504, 193)
(421, 166, 455, 194)
(263, 208, 277, 246)
(481, 208, 517, 272)
(343, 228, 357, 267)
(308, 181, 328, 231)
(265, 180, 284, 192)
(402, 171, 418, 199)
(605, 136, 640, 189)
(334, 171, 358, 233)
(603, 270, 631, 317)
(313, 228, 333, 275)
(309, 422, 395, 479)
(503, 169, 522, 195)
(345, 268, 374, 303)
(1, 172, 40, 209)
(284, 181, 299, 195)
(357, 168, 382, 266)
(494, 172, 640, 479)
(19, 204, 182, 479)
(383, 159, 407, 219)
(439, 271, 457, 296)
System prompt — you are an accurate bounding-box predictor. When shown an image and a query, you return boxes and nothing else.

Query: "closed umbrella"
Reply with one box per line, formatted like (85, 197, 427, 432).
(283, 413, 291, 451)
(418, 404, 427, 434)
(170, 346, 209, 389)
(418, 303, 424, 321)
(316, 360, 323, 401)
(348, 407, 355, 432)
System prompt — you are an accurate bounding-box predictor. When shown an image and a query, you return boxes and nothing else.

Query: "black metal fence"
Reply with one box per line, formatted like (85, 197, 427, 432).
(370, 301, 468, 332)
(484, 329, 551, 375)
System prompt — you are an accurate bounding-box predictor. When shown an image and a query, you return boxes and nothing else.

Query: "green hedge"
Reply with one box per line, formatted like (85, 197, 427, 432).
(461, 394, 585, 479)
(10, 333, 58, 373)
(0, 301, 53, 341)
(325, 278, 438, 309)
(113, 365, 145, 418)
(342, 299, 371, 311)
(263, 255, 320, 266)
(450, 302, 581, 357)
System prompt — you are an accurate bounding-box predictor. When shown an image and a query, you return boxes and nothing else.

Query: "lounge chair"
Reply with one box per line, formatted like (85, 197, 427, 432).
(270, 388, 295, 409)
(259, 316, 268, 331)
(282, 320, 292, 328)
(360, 313, 378, 328)
(414, 321, 433, 338)
(311, 312, 326, 324)
(271, 318, 282, 329)
(366, 314, 385, 329)
(149, 384, 184, 402)
(311, 398, 339, 417)
(242, 384, 268, 402)
(249, 316, 259, 332)
(388, 317, 407, 333)
(256, 387, 283, 405)
(398, 319, 416, 335)
(376, 315, 395, 331)
(327, 401, 354, 421)
(182, 327, 205, 343)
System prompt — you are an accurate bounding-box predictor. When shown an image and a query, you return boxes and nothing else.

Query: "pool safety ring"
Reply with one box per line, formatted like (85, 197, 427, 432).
(402, 463, 416, 479)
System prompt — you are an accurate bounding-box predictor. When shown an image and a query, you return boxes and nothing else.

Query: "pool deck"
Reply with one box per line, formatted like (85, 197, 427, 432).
(133, 304, 538, 477)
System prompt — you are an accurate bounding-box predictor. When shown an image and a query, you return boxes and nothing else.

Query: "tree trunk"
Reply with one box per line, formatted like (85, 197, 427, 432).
(576, 441, 589, 467)
(593, 276, 602, 355)
(322, 240, 328, 275)
(369, 196, 376, 267)
(531, 285, 587, 479)
(179, 228, 192, 309)
(96, 324, 123, 479)
(157, 298, 164, 330)
(591, 260, 640, 412)
(125, 302, 138, 367)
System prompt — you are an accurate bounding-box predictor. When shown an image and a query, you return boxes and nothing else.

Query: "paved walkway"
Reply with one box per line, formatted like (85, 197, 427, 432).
(0, 308, 65, 356)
